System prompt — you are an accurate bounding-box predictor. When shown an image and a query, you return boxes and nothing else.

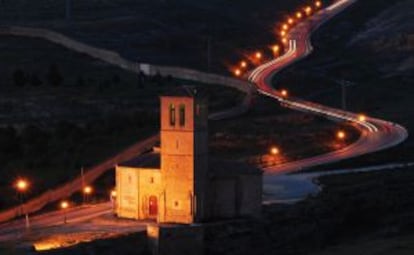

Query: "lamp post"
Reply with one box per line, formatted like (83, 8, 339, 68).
(269, 146, 280, 166)
(83, 185, 93, 204)
(14, 178, 30, 230)
(60, 201, 69, 224)
(337, 130, 346, 140)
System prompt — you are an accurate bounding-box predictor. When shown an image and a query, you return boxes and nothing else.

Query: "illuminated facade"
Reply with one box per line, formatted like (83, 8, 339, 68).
(116, 90, 262, 224)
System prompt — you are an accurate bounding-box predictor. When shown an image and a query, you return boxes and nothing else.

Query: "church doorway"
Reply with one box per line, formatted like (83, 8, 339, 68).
(149, 196, 158, 217)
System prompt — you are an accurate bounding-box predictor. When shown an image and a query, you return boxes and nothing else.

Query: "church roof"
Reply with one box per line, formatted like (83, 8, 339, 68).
(118, 152, 262, 177)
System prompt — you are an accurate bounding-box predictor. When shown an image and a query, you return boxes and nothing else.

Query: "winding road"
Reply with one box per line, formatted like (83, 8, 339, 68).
(249, 0, 408, 174)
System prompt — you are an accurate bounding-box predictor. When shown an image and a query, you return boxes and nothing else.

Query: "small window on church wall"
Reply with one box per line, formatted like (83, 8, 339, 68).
(150, 177, 154, 184)
(174, 201, 180, 208)
(179, 104, 185, 126)
(169, 104, 175, 126)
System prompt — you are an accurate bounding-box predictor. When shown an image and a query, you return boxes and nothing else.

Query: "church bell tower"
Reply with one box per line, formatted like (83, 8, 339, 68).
(159, 90, 208, 224)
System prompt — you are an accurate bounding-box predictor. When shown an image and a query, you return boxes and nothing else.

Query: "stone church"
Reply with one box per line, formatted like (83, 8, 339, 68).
(115, 89, 262, 224)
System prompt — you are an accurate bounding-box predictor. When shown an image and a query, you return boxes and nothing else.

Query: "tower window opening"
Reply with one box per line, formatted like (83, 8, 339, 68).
(179, 104, 185, 126)
(169, 104, 175, 126)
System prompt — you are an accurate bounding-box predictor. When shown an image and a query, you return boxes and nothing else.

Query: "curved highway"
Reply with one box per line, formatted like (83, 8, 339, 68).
(249, 0, 408, 174)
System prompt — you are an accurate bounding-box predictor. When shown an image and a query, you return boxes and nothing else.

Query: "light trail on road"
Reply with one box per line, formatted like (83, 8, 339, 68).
(248, 0, 408, 174)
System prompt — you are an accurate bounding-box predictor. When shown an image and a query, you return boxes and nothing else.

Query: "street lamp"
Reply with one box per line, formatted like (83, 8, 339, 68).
(14, 178, 30, 230)
(281, 89, 288, 97)
(240, 61, 247, 68)
(270, 146, 280, 155)
(60, 201, 69, 224)
(315, 1, 322, 8)
(272, 45, 280, 56)
(337, 131, 346, 140)
(287, 18, 294, 25)
(83, 185, 93, 204)
(305, 6, 312, 15)
(255, 51, 262, 60)
(358, 114, 366, 122)
(234, 69, 242, 77)
(296, 12, 303, 19)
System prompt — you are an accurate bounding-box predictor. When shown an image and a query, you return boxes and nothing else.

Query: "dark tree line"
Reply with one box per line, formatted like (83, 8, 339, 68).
(12, 63, 63, 87)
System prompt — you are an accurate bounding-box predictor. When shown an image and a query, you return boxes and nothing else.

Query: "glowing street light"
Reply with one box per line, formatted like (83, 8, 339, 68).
(270, 146, 280, 155)
(14, 178, 30, 229)
(280, 30, 287, 37)
(281, 89, 288, 97)
(16, 179, 29, 191)
(358, 114, 366, 122)
(240, 61, 248, 68)
(234, 69, 242, 77)
(83, 185, 93, 204)
(337, 130, 346, 140)
(315, 1, 322, 8)
(110, 190, 117, 198)
(255, 51, 262, 60)
(83, 185, 93, 195)
(305, 6, 312, 15)
(272, 45, 280, 55)
(60, 200, 69, 224)
(296, 12, 303, 19)
(282, 24, 289, 31)
(281, 37, 288, 45)
(287, 18, 294, 25)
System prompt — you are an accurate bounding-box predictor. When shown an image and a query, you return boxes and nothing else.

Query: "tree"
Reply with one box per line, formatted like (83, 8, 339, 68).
(47, 63, 63, 87)
(13, 69, 27, 87)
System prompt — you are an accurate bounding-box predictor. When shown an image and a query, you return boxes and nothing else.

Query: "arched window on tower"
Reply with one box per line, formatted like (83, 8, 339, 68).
(179, 104, 185, 126)
(169, 104, 175, 126)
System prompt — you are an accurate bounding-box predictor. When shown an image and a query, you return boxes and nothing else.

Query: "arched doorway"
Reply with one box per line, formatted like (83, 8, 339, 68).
(149, 196, 158, 217)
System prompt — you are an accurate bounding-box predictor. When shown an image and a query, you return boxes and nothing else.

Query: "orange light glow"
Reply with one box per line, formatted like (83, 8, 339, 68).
(83, 185, 93, 195)
(60, 201, 69, 209)
(282, 38, 288, 44)
(281, 89, 288, 97)
(255, 51, 262, 60)
(282, 24, 289, 30)
(315, 1, 322, 8)
(305, 6, 312, 15)
(358, 114, 366, 122)
(234, 69, 242, 77)
(337, 131, 346, 140)
(240, 61, 247, 68)
(288, 18, 294, 25)
(272, 45, 280, 53)
(270, 147, 280, 155)
(111, 190, 117, 197)
(15, 179, 29, 192)
(296, 12, 303, 19)
(280, 30, 286, 37)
